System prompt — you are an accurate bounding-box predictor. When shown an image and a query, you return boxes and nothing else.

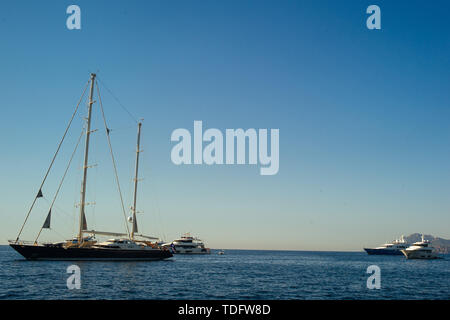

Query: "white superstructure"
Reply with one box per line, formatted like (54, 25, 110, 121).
(93, 238, 163, 251)
(375, 235, 409, 250)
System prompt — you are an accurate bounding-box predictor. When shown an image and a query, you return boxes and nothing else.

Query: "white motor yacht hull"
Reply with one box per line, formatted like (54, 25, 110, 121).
(401, 249, 439, 259)
(172, 247, 210, 254)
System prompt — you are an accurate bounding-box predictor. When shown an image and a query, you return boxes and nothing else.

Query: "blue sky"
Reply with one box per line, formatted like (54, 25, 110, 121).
(0, 0, 449, 250)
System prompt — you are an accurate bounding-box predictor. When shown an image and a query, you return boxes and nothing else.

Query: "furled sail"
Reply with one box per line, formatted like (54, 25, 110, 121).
(133, 216, 138, 234)
(82, 210, 88, 230)
(42, 209, 51, 229)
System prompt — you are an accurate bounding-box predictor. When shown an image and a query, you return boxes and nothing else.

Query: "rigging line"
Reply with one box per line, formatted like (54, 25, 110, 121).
(96, 76, 138, 124)
(95, 80, 131, 238)
(52, 200, 76, 221)
(15, 79, 91, 243)
(39, 197, 74, 236)
(34, 128, 85, 244)
(40, 197, 71, 222)
(140, 141, 166, 242)
(50, 228, 70, 242)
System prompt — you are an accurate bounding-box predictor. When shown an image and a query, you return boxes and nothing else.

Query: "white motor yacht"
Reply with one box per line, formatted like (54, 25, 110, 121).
(401, 235, 439, 259)
(163, 233, 210, 254)
(364, 235, 409, 255)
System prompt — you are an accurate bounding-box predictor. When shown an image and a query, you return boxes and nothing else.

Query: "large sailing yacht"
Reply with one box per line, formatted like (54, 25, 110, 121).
(9, 74, 172, 261)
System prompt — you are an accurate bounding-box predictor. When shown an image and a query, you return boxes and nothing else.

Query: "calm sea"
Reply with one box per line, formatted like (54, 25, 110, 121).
(0, 246, 448, 300)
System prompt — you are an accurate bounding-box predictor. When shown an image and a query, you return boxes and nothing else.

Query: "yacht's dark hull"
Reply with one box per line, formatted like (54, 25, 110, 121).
(10, 244, 173, 261)
(364, 248, 403, 255)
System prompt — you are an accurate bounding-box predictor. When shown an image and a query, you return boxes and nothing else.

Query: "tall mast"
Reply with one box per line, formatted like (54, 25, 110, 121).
(78, 73, 96, 243)
(131, 121, 142, 239)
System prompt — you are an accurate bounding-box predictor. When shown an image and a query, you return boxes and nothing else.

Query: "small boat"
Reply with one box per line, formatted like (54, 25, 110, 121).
(364, 235, 409, 255)
(218, 250, 225, 255)
(9, 73, 172, 261)
(401, 235, 439, 259)
(163, 233, 210, 254)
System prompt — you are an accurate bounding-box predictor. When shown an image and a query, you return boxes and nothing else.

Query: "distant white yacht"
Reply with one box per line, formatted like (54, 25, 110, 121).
(401, 235, 439, 259)
(163, 233, 210, 254)
(364, 235, 409, 255)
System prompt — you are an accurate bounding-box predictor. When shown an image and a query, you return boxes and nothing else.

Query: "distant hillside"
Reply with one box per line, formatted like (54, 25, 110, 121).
(405, 233, 450, 254)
